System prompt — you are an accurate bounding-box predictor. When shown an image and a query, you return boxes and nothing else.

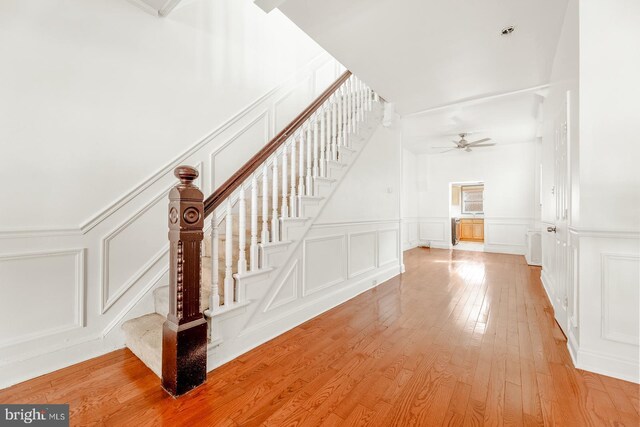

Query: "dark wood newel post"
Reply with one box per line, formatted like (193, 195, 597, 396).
(162, 165, 207, 397)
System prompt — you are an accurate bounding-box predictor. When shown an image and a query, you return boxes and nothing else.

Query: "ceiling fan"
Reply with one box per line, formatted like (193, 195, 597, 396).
(432, 133, 495, 153)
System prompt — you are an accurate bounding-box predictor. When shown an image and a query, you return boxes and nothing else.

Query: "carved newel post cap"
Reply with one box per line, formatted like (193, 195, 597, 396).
(174, 166, 199, 185)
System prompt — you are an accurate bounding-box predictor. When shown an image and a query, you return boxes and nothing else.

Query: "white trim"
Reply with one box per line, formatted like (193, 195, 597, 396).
(0, 249, 86, 348)
(313, 219, 399, 228)
(405, 84, 550, 117)
(568, 226, 640, 239)
(574, 347, 640, 384)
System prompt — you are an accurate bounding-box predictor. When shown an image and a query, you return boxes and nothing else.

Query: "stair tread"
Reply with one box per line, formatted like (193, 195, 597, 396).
(122, 313, 163, 377)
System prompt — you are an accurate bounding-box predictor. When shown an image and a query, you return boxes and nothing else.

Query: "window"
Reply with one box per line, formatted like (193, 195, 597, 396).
(462, 185, 484, 214)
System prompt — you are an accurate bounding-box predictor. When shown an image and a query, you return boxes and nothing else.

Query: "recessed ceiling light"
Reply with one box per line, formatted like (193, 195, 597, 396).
(501, 26, 515, 36)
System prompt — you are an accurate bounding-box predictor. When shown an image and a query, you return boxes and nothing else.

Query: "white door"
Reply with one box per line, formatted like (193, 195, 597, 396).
(549, 91, 571, 334)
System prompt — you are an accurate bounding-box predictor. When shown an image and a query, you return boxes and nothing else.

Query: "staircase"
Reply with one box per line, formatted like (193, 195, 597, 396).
(122, 72, 384, 395)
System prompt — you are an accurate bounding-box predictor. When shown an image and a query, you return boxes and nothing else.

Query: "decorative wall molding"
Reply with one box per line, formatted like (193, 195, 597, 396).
(568, 226, 640, 239)
(418, 220, 446, 242)
(313, 219, 400, 228)
(302, 234, 346, 296)
(601, 253, 640, 345)
(264, 260, 299, 312)
(377, 228, 400, 267)
(347, 231, 378, 278)
(0, 249, 85, 348)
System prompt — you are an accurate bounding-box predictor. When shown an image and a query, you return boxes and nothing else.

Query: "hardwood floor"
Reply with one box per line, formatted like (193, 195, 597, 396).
(2, 248, 638, 426)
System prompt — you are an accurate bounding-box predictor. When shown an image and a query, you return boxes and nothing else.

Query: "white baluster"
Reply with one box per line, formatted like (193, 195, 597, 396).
(261, 164, 269, 243)
(358, 79, 364, 122)
(344, 82, 350, 147)
(238, 187, 247, 274)
(250, 175, 258, 271)
(290, 140, 297, 217)
(347, 78, 353, 137)
(281, 143, 288, 218)
(271, 155, 280, 242)
(312, 119, 319, 178)
(374, 91, 380, 103)
(337, 88, 344, 149)
(298, 133, 306, 200)
(331, 97, 338, 160)
(210, 214, 220, 312)
(351, 78, 357, 135)
(367, 87, 372, 111)
(224, 199, 234, 306)
(320, 108, 327, 177)
(305, 127, 313, 195)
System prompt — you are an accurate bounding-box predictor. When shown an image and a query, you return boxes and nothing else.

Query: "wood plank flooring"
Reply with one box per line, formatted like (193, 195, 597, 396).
(1, 248, 638, 426)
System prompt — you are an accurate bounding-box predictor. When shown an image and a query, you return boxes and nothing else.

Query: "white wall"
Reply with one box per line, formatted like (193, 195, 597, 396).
(0, 0, 324, 230)
(0, 0, 347, 388)
(414, 143, 538, 254)
(540, 0, 640, 383)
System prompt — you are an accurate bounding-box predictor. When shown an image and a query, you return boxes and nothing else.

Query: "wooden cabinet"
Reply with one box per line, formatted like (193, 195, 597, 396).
(460, 219, 484, 241)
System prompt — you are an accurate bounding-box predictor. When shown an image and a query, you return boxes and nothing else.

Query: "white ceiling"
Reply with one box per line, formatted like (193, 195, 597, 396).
(278, 0, 568, 115)
(402, 88, 545, 154)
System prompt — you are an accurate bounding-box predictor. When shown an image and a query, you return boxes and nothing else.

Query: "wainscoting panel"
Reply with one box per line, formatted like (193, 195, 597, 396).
(0, 249, 85, 348)
(378, 229, 399, 267)
(348, 231, 377, 278)
(401, 218, 419, 250)
(483, 218, 533, 255)
(101, 187, 169, 313)
(601, 253, 640, 345)
(418, 220, 447, 245)
(264, 261, 299, 312)
(303, 235, 346, 296)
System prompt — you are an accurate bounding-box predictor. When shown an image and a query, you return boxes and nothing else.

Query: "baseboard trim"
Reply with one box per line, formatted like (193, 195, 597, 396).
(575, 346, 639, 384)
(484, 244, 526, 255)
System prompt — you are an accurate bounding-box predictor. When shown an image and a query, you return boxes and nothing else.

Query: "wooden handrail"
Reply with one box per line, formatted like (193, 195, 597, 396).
(203, 70, 352, 217)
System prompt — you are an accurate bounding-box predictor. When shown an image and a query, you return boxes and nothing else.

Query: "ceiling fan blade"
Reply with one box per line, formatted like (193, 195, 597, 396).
(439, 148, 458, 153)
(471, 143, 496, 147)
(467, 138, 491, 146)
(452, 140, 463, 147)
(430, 146, 457, 149)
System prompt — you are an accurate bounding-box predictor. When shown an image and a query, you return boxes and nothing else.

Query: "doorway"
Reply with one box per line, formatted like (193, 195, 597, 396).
(450, 182, 485, 251)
